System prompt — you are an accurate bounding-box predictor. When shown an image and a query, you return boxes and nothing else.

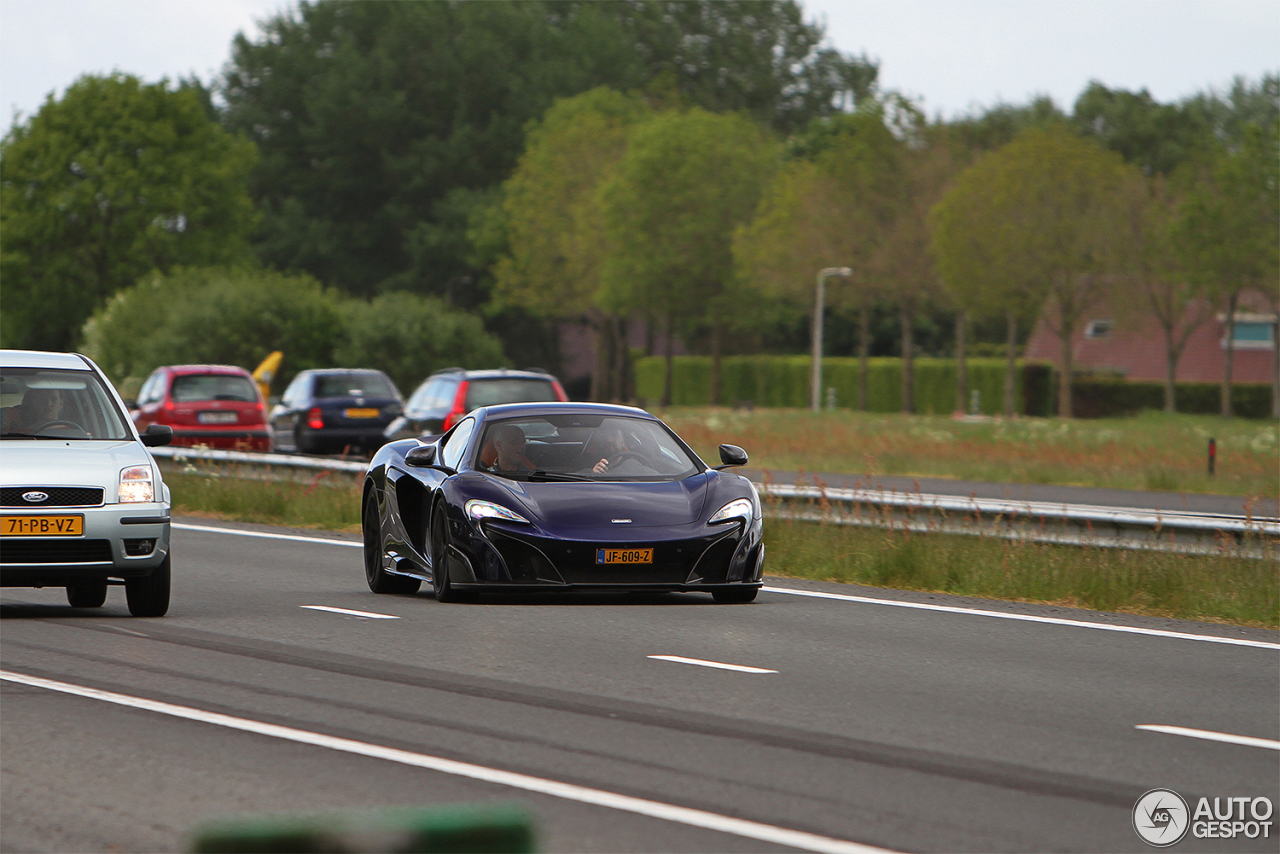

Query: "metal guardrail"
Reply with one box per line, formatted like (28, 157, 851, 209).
(150, 446, 1278, 558)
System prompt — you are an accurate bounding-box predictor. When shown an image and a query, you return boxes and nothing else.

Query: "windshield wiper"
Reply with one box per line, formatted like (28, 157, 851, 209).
(527, 470, 592, 482)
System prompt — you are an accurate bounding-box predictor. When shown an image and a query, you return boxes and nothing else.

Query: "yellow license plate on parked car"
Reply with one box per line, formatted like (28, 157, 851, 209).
(596, 548, 653, 564)
(1, 515, 84, 537)
(344, 408, 379, 419)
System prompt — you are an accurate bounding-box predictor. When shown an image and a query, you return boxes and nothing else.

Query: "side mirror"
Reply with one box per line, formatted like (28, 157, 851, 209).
(715, 444, 748, 469)
(141, 424, 173, 447)
(405, 444, 437, 467)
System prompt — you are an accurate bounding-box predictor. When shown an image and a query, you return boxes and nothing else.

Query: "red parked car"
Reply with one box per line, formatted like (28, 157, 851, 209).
(131, 365, 270, 451)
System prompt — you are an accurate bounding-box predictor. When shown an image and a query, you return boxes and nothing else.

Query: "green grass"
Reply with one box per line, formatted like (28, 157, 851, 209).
(162, 468, 363, 532)
(764, 518, 1279, 629)
(657, 407, 1279, 499)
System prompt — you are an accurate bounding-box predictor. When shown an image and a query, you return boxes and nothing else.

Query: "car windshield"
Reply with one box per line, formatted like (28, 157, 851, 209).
(476, 415, 700, 482)
(315, 372, 396, 398)
(172, 374, 258, 403)
(464, 378, 557, 409)
(0, 368, 132, 440)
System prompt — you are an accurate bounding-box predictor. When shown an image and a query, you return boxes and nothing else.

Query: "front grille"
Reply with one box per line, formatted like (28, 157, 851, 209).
(0, 539, 113, 564)
(487, 530, 734, 586)
(1, 487, 104, 507)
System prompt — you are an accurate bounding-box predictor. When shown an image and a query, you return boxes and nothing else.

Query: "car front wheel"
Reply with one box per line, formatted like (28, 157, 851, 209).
(125, 554, 170, 617)
(430, 505, 461, 603)
(363, 491, 420, 594)
(66, 579, 107, 608)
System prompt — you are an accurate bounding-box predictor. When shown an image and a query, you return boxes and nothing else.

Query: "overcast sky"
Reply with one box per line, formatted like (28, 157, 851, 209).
(2, 0, 1276, 126)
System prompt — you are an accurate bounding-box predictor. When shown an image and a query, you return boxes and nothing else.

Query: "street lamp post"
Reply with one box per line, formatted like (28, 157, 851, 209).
(811, 266, 852, 412)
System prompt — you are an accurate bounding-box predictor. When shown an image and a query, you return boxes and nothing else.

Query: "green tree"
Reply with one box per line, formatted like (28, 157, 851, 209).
(0, 74, 258, 351)
(1072, 82, 1210, 176)
(735, 110, 903, 410)
(1174, 120, 1280, 417)
(931, 127, 1138, 417)
(81, 267, 345, 388)
(489, 87, 651, 401)
(601, 108, 777, 405)
(219, 0, 874, 305)
(1115, 176, 1209, 413)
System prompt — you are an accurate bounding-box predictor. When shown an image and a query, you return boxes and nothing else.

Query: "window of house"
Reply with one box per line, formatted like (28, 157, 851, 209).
(1226, 320, 1276, 349)
(1085, 319, 1114, 339)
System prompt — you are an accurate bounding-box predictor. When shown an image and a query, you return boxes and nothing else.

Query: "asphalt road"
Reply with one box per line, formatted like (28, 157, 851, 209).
(2, 517, 1277, 853)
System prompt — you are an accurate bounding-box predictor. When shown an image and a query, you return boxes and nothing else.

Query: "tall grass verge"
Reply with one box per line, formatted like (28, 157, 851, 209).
(764, 518, 1279, 628)
(659, 408, 1279, 499)
(163, 469, 362, 531)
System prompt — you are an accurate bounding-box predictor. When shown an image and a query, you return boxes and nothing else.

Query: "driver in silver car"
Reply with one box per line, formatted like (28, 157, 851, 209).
(2, 388, 66, 435)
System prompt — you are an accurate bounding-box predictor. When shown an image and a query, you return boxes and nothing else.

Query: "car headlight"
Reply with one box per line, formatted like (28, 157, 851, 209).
(119, 465, 154, 503)
(465, 499, 529, 524)
(709, 498, 753, 525)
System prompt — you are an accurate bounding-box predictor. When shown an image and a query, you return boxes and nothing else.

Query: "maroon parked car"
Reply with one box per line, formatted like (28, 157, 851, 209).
(131, 365, 270, 451)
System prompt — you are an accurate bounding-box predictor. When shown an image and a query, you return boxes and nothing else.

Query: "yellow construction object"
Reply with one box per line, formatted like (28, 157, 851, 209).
(252, 351, 283, 402)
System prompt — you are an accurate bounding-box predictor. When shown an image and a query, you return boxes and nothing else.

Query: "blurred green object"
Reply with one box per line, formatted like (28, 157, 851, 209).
(189, 804, 535, 853)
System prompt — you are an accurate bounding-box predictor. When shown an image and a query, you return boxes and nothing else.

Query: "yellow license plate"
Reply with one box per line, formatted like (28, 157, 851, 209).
(596, 548, 653, 564)
(1, 515, 84, 537)
(345, 408, 379, 419)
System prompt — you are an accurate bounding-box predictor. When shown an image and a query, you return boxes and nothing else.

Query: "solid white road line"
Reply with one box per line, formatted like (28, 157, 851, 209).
(648, 655, 777, 674)
(171, 523, 1279, 651)
(173, 522, 362, 547)
(300, 605, 399, 620)
(762, 587, 1280, 650)
(1136, 725, 1280, 751)
(0, 670, 892, 854)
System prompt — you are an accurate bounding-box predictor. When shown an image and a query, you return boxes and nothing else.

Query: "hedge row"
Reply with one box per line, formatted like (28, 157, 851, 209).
(1071, 378, 1274, 419)
(634, 356, 1042, 415)
(634, 355, 1273, 418)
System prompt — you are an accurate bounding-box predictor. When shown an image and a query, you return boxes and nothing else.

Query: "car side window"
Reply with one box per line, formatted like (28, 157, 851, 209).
(138, 372, 163, 405)
(440, 417, 475, 470)
(281, 374, 307, 407)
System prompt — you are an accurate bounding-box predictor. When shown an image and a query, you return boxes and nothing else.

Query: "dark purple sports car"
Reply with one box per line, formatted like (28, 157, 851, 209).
(361, 402, 763, 603)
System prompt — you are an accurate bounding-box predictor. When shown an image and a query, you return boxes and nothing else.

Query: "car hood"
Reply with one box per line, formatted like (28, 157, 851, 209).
(498, 473, 713, 530)
(0, 440, 154, 491)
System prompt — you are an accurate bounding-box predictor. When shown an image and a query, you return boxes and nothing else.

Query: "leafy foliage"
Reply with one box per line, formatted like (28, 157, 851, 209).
(0, 74, 258, 351)
(81, 267, 505, 394)
(336, 291, 505, 394)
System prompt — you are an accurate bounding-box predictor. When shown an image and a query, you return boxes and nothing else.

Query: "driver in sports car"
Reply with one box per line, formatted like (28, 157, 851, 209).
(1, 388, 67, 435)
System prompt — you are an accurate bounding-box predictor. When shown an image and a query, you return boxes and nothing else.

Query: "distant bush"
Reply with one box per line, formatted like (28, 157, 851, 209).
(83, 268, 507, 396)
(336, 291, 505, 393)
(82, 267, 346, 388)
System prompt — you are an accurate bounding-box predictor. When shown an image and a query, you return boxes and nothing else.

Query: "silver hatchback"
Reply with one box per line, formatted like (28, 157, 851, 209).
(1, 350, 174, 616)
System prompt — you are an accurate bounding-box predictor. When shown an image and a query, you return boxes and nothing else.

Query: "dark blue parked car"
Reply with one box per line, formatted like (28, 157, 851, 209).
(270, 369, 403, 455)
(361, 402, 763, 603)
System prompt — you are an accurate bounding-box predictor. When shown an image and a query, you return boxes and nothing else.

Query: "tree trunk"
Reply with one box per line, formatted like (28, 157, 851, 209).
(955, 310, 968, 414)
(900, 304, 915, 414)
(589, 316, 609, 402)
(858, 305, 870, 411)
(1004, 309, 1018, 418)
(709, 321, 723, 406)
(1273, 311, 1280, 420)
(1221, 292, 1238, 418)
(1057, 317, 1075, 419)
(1164, 335, 1178, 413)
(612, 315, 629, 403)
(661, 313, 674, 408)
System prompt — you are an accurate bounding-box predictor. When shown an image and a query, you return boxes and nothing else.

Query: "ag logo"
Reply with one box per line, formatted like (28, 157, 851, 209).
(1134, 788, 1190, 846)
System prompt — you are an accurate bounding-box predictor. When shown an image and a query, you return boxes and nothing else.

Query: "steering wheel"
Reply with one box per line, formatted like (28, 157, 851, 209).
(36, 420, 88, 437)
(609, 451, 650, 467)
